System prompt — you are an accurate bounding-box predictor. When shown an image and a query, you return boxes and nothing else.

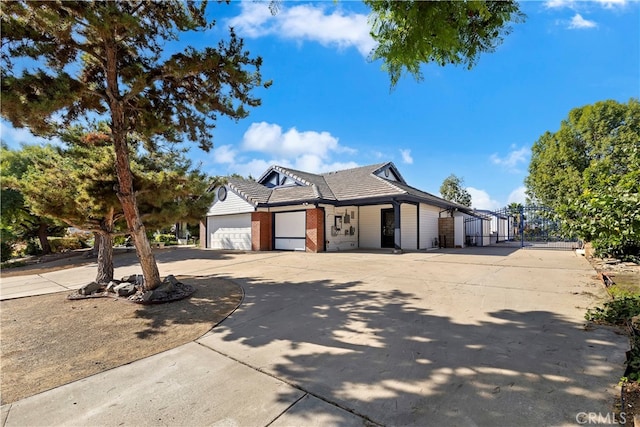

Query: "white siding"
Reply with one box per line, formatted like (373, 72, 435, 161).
(207, 213, 251, 250)
(454, 214, 465, 247)
(207, 187, 254, 216)
(419, 204, 439, 249)
(325, 205, 359, 251)
(400, 204, 418, 250)
(359, 205, 391, 249)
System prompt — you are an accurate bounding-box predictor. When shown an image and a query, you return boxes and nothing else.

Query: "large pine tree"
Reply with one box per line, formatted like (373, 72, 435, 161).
(1, 1, 268, 289)
(9, 130, 215, 284)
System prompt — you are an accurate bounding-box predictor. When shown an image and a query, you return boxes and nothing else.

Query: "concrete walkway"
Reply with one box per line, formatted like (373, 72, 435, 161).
(0, 247, 627, 426)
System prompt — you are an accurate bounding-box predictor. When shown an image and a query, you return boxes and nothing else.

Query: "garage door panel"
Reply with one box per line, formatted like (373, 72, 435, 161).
(274, 211, 306, 251)
(208, 214, 251, 250)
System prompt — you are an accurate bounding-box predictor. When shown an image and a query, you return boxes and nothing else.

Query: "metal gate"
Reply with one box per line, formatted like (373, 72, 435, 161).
(464, 205, 580, 250)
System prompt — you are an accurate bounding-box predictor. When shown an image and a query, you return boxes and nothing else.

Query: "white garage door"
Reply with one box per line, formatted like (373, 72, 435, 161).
(208, 214, 251, 250)
(274, 211, 306, 251)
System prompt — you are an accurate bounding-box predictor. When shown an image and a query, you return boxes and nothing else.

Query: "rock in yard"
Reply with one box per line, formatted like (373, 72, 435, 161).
(114, 283, 136, 297)
(141, 291, 154, 303)
(120, 274, 144, 284)
(78, 282, 102, 296)
(105, 281, 121, 293)
(164, 275, 179, 286)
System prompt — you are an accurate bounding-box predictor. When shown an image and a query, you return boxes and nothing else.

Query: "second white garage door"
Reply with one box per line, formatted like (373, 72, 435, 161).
(274, 211, 306, 251)
(208, 213, 251, 250)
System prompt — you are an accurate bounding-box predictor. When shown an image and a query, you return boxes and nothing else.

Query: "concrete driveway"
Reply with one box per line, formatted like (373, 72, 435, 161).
(1, 247, 627, 426)
(195, 248, 623, 426)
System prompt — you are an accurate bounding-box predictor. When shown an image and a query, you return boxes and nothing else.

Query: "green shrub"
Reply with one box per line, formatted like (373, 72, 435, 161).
(25, 239, 42, 256)
(113, 235, 127, 246)
(585, 296, 640, 325)
(1, 241, 13, 262)
(66, 230, 93, 248)
(49, 237, 83, 252)
(154, 234, 177, 245)
(592, 239, 640, 264)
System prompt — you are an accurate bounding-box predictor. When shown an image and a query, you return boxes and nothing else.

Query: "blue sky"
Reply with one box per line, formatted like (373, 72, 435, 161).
(1, 0, 638, 210)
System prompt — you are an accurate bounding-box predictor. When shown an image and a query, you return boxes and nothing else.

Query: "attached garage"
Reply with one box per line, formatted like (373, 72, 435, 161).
(202, 163, 478, 253)
(274, 211, 306, 250)
(207, 213, 251, 250)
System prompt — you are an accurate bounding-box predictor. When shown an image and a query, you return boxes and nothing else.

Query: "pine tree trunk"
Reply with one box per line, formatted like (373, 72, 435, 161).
(37, 222, 51, 255)
(105, 41, 161, 290)
(95, 231, 114, 284)
(92, 232, 101, 257)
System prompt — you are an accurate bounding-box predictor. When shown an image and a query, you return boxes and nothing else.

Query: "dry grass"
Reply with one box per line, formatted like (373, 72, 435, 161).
(0, 275, 242, 405)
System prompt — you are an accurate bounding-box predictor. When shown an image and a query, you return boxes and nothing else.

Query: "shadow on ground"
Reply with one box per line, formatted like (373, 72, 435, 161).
(202, 274, 624, 426)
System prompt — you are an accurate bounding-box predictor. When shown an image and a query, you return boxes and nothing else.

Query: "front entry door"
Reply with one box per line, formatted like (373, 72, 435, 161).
(381, 208, 395, 248)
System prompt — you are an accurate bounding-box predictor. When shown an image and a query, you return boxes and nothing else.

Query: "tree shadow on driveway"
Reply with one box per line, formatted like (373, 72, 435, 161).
(198, 275, 627, 426)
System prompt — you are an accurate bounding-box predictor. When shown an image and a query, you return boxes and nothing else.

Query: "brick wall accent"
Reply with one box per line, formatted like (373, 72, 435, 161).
(438, 217, 455, 248)
(305, 208, 325, 253)
(199, 221, 206, 249)
(251, 212, 272, 251)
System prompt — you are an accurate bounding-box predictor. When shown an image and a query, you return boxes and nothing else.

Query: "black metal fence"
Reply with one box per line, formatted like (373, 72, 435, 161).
(464, 205, 580, 250)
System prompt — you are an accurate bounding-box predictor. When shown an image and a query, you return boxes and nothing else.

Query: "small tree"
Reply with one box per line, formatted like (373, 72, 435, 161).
(0, 144, 66, 256)
(440, 174, 472, 207)
(2, 2, 268, 289)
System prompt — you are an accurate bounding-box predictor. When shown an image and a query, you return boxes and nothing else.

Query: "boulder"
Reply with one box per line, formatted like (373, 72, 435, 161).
(141, 291, 154, 303)
(114, 283, 136, 297)
(78, 281, 101, 296)
(105, 281, 120, 293)
(164, 275, 179, 286)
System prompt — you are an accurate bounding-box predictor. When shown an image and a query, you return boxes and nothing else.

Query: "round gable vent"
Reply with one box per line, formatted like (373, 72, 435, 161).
(218, 186, 227, 201)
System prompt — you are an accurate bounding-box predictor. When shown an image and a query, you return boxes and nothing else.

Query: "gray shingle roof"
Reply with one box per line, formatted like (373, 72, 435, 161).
(322, 163, 401, 201)
(228, 177, 272, 205)
(223, 162, 474, 213)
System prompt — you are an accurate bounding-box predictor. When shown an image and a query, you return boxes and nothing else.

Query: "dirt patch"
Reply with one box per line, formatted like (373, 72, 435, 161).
(0, 275, 242, 405)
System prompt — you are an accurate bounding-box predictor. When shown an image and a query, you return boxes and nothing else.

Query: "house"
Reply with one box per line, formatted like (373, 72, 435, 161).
(201, 162, 482, 252)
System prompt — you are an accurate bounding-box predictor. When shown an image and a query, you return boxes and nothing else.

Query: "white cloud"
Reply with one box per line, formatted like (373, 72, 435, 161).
(232, 158, 274, 179)
(545, 0, 626, 9)
(399, 149, 413, 164)
(0, 120, 62, 148)
(490, 145, 530, 172)
(228, 2, 376, 57)
(467, 187, 502, 211)
(212, 144, 237, 164)
(507, 186, 528, 205)
(211, 121, 360, 177)
(242, 122, 356, 159)
(568, 13, 598, 29)
(592, 0, 627, 8)
(544, 0, 575, 8)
